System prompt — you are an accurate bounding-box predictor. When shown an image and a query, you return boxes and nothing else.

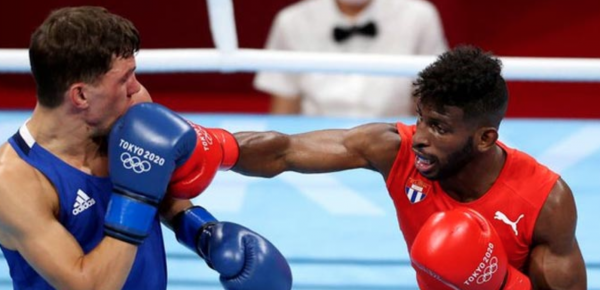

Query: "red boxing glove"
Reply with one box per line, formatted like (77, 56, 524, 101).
(205, 127, 239, 170)
(410, 207, 531, 290)
(168, 122, 239, 199)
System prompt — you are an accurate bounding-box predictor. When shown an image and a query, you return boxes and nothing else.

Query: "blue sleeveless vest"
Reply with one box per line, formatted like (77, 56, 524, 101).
(0, 125, 167, 289)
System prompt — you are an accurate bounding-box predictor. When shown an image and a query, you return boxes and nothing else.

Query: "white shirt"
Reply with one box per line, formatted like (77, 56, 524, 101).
(254, 0, 448, 117)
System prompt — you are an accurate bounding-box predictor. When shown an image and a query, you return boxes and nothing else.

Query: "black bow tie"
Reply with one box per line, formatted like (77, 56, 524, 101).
(333, 21, 377, 43)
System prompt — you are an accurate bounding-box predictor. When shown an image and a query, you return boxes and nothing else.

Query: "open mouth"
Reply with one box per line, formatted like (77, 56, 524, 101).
(413, 151, 436, 173)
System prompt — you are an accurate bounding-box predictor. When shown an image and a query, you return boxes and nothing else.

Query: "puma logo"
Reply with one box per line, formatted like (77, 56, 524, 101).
(494, 211, 524, 236)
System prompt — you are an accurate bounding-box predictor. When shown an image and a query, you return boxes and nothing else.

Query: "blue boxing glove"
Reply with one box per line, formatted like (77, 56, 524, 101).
(105, 103, 197, 244)
(174, 206, 293, 290)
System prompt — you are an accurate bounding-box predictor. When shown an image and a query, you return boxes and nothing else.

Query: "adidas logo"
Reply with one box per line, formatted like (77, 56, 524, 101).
(72, 189, 96, 216)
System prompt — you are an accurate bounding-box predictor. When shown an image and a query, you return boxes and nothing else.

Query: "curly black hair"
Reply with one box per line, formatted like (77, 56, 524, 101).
(413, 45, 508, 127)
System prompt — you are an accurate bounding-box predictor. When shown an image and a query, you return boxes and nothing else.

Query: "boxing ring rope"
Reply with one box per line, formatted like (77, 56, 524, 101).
(2, 48, 600, 82)
(1, 0, 600, 81)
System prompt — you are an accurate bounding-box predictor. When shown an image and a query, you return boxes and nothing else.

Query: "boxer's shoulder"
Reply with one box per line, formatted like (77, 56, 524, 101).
(0, 142, 59, 240)
(349, 122, 401, 175)
(0, 141, 54, 190)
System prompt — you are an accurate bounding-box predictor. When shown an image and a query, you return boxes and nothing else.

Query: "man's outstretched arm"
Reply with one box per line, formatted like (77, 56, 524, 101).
(232, 122, 400, 177)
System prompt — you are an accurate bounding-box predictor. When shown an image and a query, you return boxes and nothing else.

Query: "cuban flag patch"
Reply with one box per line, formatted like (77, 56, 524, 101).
(405, 177, 430, 204)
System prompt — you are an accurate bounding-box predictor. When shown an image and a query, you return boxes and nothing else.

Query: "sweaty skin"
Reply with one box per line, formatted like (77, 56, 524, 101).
(0, 80, 193, 289)
(231, 102, 586, 290)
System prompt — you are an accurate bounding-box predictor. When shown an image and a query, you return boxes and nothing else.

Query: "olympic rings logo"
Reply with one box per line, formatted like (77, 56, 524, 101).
(120, 152, 152, 173)
(476, 256, 499, 284)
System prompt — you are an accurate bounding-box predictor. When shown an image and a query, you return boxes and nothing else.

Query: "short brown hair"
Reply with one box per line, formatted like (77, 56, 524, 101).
(29, 6, 140, 108)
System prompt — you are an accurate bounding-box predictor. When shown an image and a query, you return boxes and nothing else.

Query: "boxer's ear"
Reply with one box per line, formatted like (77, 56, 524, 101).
(475, 126, 498, 153)
(67, 83, 89, 109)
